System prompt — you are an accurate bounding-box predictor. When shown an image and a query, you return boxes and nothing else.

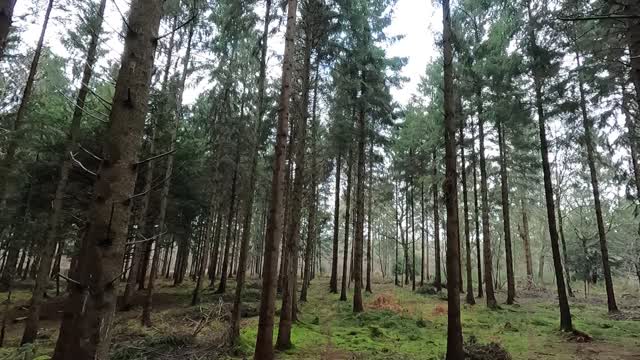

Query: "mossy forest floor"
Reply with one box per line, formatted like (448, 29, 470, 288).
(0, 277, 639, 359)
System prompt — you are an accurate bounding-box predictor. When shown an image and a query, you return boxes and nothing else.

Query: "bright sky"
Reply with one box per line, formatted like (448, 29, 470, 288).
(14, 0, 439, 107)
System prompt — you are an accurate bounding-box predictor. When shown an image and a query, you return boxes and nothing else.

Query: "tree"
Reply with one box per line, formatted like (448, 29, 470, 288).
(21, 0, 108, 344)
(51, 0, 164, 357)
(253, 0, 298, 357)
(0, 0, 16, 59)
(443, 0, 463, 355)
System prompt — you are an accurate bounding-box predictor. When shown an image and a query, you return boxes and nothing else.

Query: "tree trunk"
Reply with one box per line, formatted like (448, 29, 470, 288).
(394, 181, 400, 286)
(470, 119, 483, 298)
(301, 66, 320, 302)
(459, 116, 475, 305)
(518, 198, 534, 287)
(575, 50, 617, 312)
(477, 79, 497, 309)
(230, 0, 271, 344)
(432, 150, 441, 291)
(443, 0, 464, 354)
(340, 145, 354, 301)
(21, 0, 108, 343)
(352, 75, 366, 313)
(410, 171, 416, 292)
(52, 0, 163, 357)
(330, 153, 341, 293)
(497, 119, 515, 305)
(421, 183, 426, 286)
(0, 0, 16, 59)
(253, 0, 298, 357)
(366, 142, 373, 293)
(0, 0, 53, 225)
(216, 147, 241, 294)
(276, 32, 312, 349)
(526, 0, 573, 332)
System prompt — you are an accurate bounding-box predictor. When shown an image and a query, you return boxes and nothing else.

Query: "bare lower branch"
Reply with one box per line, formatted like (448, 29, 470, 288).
(156, 12, 198, 40)
(135, 148, 176, 166)
(558, 14, 640, 21)
(78, 144, 103, 161)
(70, 152, 97, 176)
(56, 273, 82, 287)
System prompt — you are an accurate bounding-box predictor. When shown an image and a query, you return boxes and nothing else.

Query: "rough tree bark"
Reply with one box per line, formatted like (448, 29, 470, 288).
(443, 0, 464, 354)
(366, 142, 373, 293)
(52, 0, 163, 357)
(253, 0, 298, 357)
(353, 74, 366, 313)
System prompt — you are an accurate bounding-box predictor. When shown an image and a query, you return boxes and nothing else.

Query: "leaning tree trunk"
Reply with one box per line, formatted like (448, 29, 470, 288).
(0, 0, 53, 228)
(527, 0, 573, 332)
(497, 119, 515, 305)
(0, 0, 16, 59)
(576, 49, 618, 312)
(230, 0, 271, 344)
(443, 0, 464, 354)
(253, 0, 298, 357)
(476, 80, 497, 309)
(21, 0, 108, 344)
(52, 0, 163, 357)
(459, 116, 475, 305)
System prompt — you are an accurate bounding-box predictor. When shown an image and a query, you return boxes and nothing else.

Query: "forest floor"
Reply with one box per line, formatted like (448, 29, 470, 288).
(0, 277, 639, 359)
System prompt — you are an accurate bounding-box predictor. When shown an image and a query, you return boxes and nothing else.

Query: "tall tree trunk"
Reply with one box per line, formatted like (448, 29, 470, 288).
(518, 198, 534, 287)
(497, 119, 515, 305)
(432, 150, 442, 290)
(0, 0, 53, 225)
(340, 146, 353, 301)
(52, 0, 163, 357)
(460, 117, 475, 305)
(410, 171, 416, 292)
(21, 0, 108, 343)
(191, 210, 211, 306)
(0, 0, 16, 59)
(330, 153, 341, 293)
(470, 119, 483, 298)
(421, 183, 426, 286)
(253, 0, 298, 356)
(526, 0, 573, 332)
(443, 0, 464, 354)
(301, 66, 320, 302)
(352, 75, 366, 313)
(216, 147, 241, 294)
(366, 142, 373, 293)
(276, 33, 312, 349)
(556, 192, 574, 297)
(476, 79, 497, 309)
(230, 0, 271, 344)
(575, 50, 618, 312)
(394, 181, 400, 286)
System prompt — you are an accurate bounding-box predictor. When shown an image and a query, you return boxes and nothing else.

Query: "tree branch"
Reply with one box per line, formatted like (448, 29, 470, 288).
(156, 12, 198, 40)
(56, 273, 82, 287)
(78, 144, 103, 161)
(558, 14, 640, 21)
(70, 152, 97, 176)
(135, 148, 176, 166)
